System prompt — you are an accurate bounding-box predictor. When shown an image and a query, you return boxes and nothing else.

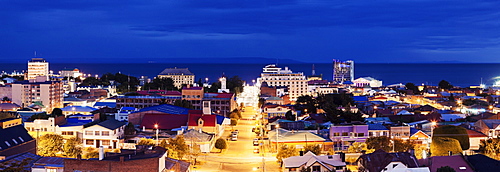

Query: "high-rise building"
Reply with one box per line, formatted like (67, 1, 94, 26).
(11, 80, 64, 112)
(257, 64, 307, 102)
(27, 58, 49, 81)
(157, 67, 195, 88)
(332, 59, 354, 84)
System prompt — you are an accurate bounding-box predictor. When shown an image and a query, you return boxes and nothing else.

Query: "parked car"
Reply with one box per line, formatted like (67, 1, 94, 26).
(253, 139, 259, 146)
(253, 147, 259, 153)
(231, 135, 238, 141)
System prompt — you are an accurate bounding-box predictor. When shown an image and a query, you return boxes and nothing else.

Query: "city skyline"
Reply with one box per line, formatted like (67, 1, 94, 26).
(1, 1, 500, 63)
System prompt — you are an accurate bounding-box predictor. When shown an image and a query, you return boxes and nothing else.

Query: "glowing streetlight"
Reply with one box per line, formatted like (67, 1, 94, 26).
(154, 124, 159, 146)
(276, 124, 279, 152)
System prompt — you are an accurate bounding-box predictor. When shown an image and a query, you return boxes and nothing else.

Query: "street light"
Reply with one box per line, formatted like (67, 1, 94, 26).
(154, 124, 159, 146)
(276, 124, 279, 152)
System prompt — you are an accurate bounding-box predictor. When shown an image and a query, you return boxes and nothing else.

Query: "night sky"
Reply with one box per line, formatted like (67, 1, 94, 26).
(1, 0, 500, 63)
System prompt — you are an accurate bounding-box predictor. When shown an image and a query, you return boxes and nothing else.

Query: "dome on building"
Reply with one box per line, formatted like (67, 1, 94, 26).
(0, 103, 21, 111)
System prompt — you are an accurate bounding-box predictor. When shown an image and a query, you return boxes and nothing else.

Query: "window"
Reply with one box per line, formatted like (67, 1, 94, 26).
(85, 140, 94, 145)
(289, 168, 297, 171)
(102, 131, 110, 136)
(4, 141, 11, 147)
(12, 139, 18, 144)
(342, 132, 348, 136)
(62, 131, 74, 135)
(333, 133, 340, 136)
(18, 137, 24, 142)
(312, 166, 320, 172)
(357, 133, 365, 137)
(85, 131, 93, 135)
(95, 131, 100, 136)
(102, 140, 110, 145)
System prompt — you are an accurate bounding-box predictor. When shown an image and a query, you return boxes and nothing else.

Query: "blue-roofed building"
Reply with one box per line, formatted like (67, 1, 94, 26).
(61, 105, 98, 116)
(368, 123, 389, 137)
(94, 101, 116, 108)
(114, 107, 138, 121)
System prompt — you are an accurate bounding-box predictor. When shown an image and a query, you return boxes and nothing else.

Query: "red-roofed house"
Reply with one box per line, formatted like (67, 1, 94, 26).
(467, 129, 488, 151)
(187, 110, 221, 135)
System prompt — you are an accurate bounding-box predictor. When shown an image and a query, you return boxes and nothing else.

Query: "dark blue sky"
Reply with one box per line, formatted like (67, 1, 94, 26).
(1, 0, 500, 63)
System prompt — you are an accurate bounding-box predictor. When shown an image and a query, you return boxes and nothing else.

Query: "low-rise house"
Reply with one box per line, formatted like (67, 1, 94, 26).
(368, 123, 389, 137)
(31, 156, 65, 172)
(82, 119, 127, 149)
(466, 129, 488, 151)
(64, 146, 179, 172)
(420, 155, 474, 172)
(183, 129, 215, 153)
(357, 149, 427, 172)
(390, 126, 411, 140)
(24, 115, 66, 137)
(353, 77, 382, 88)
(60, 105, 97, 116)
(269, 129, 326, 152)
(330, 124, 368, 151)
(466, 154, 500, 172)
(409, 128, 430, 145)
(474, 119, 500, 138)
(0, 118, 36, 157)
(283, 152, 346, 172)
(115, 107, 137, 121)
(263, 104, 296, 119)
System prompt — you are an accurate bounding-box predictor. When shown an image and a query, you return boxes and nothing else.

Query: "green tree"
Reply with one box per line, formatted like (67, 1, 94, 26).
(276, 145, 298, 165)
(124, 123, 136, 136)
(393, 139, 415, 152)
(137, 138, 155, 146)
(166, 135, 189, 159)
(431, 137, 462, 156)
(437, 166, 456, 172)
(158, 139, 168, 149)
(438, 80, 453, 90)
(174, 99, 194, 109)
(143, 77, 177, 90)
(63, 137, 82, 158)
(347, 142, 374, 154)
(433, 125, 469, 150)
(2, 96, 10, 102)
(479, 138, 500, 159)
(83, 147, 99, 159)
(405, 83, 419, 94)
(227, 76, 245, 95)
(230, 118, 238, 126)
(229, 109, 242, 119)
(285, 110, 296, 121)
(0, 112, 15, 120)
(366, 136, 392, 152)
(51, 108, 63, 116)
(258, 98, 266, 108)
(38, 134, 64, 157)
(303, 144, 322, 155)
(215, 138, 227, 153)
(28, 112, 50, 121)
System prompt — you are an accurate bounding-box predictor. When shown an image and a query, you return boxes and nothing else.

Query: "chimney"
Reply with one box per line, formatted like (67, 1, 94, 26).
(99, 146, 104, 160)
(339, 152, 346, 162)
(408, 149, 415, 157)
(448, 151, 452, 156)
(299, 150, 304, 156)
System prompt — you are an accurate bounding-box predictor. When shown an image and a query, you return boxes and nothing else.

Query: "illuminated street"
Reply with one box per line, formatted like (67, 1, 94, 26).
(195, 107, 281, 172)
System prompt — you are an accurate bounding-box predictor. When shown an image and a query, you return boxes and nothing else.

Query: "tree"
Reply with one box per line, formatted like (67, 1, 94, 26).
(230, 118, 238, 126)
(437, 166, 456, 172)
(2, 96, 10, 102)
(124, 123, 136, 136)
(28, 112, 50, 121)
(258, 98, 266, 108)
(226, 76, 245, 95)
(438, 80, 453, 90)
(229, 109, 242, 119)
(137, 138, 155, 146)
(405, 83, 419, 94)
(143, 77, 176, 91)
(393, 139, 415, 152)
(285, 110, 296, 121)
(174, 99, 194, 109)
(188, 144, 202, 165)
(276, 145, 298, 165)
(38, 134, 64, 157)
(366, 136, 392, 152)
(63, 137, 82, 158)
(0, 112, 15, 120)
(433, 125, 469, 150)
(479, 138, 500, 159)
(215, 138, 227, 153)
(83, 147, 99, 159)
(51, 108, 63, 117)
(166, 135, 189, 159)
(431, 137, 462, 156)
(347, 142, 374, 154)
(303, 144, 322, 155)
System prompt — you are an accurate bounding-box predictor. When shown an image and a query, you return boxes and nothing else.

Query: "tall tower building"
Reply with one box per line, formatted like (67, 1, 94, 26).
(27, 58, 49, 81)
(332, 59, 354, 84)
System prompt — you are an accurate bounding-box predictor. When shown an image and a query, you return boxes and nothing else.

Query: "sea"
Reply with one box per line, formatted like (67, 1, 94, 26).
(2, 63, 500, 87)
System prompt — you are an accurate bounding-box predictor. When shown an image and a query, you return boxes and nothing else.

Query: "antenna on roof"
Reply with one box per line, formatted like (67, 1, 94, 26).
(312, 64, 316, 76)
(34, 51, 37, 57)
(276, 58, 279, 66)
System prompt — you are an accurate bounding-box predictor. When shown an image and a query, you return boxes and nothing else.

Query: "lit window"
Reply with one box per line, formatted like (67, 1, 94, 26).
(18, 137, 24, 142)
(4, 141, 11, 147)
(12, 139, 18, 144)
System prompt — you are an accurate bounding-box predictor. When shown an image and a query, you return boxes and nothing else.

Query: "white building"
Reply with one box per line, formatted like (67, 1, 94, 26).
(157, 67, 195, 88)
(257, 64, 307, 102)
(27, 58, 49, 81)
(82, 120, 127, 149)
(332, 59, 354, 84)
(11, 80, 64, 112)
(59, 68, 82, 78)
(283, 152, 346, 172)
(353, 77, 383, 88)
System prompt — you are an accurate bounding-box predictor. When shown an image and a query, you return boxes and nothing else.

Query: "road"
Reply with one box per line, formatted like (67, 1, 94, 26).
(194, 107, 281, 172)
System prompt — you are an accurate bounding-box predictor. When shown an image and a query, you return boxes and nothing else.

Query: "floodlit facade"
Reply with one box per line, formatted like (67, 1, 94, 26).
(332, 59, 354, 84)
(27, 58, 49, 81)
(11, 80, 64, 112)
(257, 64, 307, 102)
(157, 67, 195, 88)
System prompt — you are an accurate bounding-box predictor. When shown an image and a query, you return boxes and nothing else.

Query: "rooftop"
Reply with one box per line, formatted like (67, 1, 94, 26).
(158, 67, 194, 75)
